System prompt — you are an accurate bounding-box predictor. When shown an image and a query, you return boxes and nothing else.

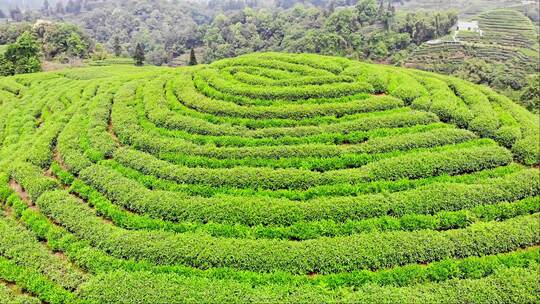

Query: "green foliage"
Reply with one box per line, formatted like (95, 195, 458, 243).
(0, 21, 93, 72)
(133, 43, 145, 66)
(189, 48, 198, 66)
(0, 282, 40, 304)
(35, 189, 540, 274)
(76, 266, 540, 303)
(62, 168, 540, 240)
(356, 0, 378, 26)
(512, 135, 540, 166)
(406, 9, 539, 94)
(36, 22, 92, 59)
(0, 257, 76, 304)
(0, 31, 41, 76)
(0, 52, 538, 303)
(0, 215, 86, 293)
(8, 162, 58, 201)
(520, 74, 540, 113)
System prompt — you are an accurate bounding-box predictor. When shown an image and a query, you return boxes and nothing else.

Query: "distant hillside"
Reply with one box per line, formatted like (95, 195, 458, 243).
(0, 0, 57, 10)
(396, 0, 538, 18)
(405, 8, 539, 90)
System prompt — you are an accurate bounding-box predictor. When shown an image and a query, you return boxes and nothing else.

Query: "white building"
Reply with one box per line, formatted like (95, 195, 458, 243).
(453, 20, 483, 37)
(456, 21, 480, 32)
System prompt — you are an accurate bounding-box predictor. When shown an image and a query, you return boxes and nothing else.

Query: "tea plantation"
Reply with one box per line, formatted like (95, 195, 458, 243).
(0, 52, 538, 303)
(406, 9, 539, 79)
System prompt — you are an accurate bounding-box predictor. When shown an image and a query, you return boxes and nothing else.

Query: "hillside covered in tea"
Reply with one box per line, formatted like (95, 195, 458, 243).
(406, 9, 539, 90)
(0, 52, 538, 303)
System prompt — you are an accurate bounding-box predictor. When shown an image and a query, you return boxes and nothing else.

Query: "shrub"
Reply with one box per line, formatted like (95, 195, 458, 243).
(512, 135, 540, 166)
(1, 52, 539, 302)
(8, 162, 57, 201)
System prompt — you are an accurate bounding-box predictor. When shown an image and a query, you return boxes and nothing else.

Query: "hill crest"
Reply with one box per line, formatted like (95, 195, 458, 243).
(0, 52, 538, 302)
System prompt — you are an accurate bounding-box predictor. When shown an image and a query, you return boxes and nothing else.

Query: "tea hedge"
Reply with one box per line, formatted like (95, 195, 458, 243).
(0, 52, 538, 303)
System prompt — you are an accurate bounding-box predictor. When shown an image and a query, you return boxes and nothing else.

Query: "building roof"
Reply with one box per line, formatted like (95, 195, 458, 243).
(457, 21, 479, 30)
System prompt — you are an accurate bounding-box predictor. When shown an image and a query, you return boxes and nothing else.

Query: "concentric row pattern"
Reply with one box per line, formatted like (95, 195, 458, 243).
(0, 52, 539, 303)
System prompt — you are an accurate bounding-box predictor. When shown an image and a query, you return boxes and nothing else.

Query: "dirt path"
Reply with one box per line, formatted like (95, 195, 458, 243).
(108, 118, 121, 147)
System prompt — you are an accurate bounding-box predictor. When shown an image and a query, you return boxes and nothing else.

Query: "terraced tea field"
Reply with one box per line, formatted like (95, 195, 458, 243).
(0, 52, 538, 303)
(406, 9, 539, 77)
(397, 0, 529, 18)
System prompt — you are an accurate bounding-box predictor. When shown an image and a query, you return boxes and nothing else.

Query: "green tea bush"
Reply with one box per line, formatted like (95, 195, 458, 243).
(0, 52, 538, 303)
(0, 282, 41, 304)
(78, 164, 538, 225)
(512, 135, 540, 166)
(36, 190, 540, 274)
(8, 162, 57, 200)
(0, 216, 87, 291)
(77, 266, 539, 303)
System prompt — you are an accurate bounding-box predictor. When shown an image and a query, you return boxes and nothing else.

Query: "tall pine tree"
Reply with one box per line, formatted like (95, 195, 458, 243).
(113, 36, 122, 57)
(133, 43, 145, 66)
(188, 48, 198, 66)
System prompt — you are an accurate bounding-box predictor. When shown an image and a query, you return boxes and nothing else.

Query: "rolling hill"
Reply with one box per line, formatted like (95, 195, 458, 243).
(0, 52, 538, 303)
(405, 9, 539, 84)
(396, 0, 538, 18)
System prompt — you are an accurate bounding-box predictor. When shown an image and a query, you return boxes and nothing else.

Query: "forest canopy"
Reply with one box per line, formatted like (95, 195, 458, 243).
(0, 20, 93, 75)
(1, 0, 457, 66)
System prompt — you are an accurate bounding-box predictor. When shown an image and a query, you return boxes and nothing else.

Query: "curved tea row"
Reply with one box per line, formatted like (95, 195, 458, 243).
(0, 53, 538, 303)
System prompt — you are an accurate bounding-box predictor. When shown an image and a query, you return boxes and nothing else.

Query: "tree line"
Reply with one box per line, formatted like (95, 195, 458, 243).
(0, 0, 457, 67)
(0, 20, 93, 76)
(202, 1, 457, 65)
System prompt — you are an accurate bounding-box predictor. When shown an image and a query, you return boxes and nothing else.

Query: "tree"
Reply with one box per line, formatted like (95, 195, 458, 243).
(66, 0, 75, 13)
(356, 0, 378, 26)
(0, 53, 13, 76)
(325, 0, 336, 17)
(42, 0, 50, 15)
(0, 31, 41, 76)
(0, 23, 32, 45)
(381, 1, 395, 31)
(0, 9, 5, 19)
(454, 59, 494, 85)
(325, 8, 359, 43)
(10, 6, 23, 22)
(38, 23, 92, 59)
(113, 36, 122, 57)
(520, 74, 540, 113)
(66, 32, 88, 57)
(91, 43, 108, 60)
(188, 48, 198, 65)
(74, 0, 83, 14)
(133, 43, 145, 66)
(56, 1, 65, 15)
